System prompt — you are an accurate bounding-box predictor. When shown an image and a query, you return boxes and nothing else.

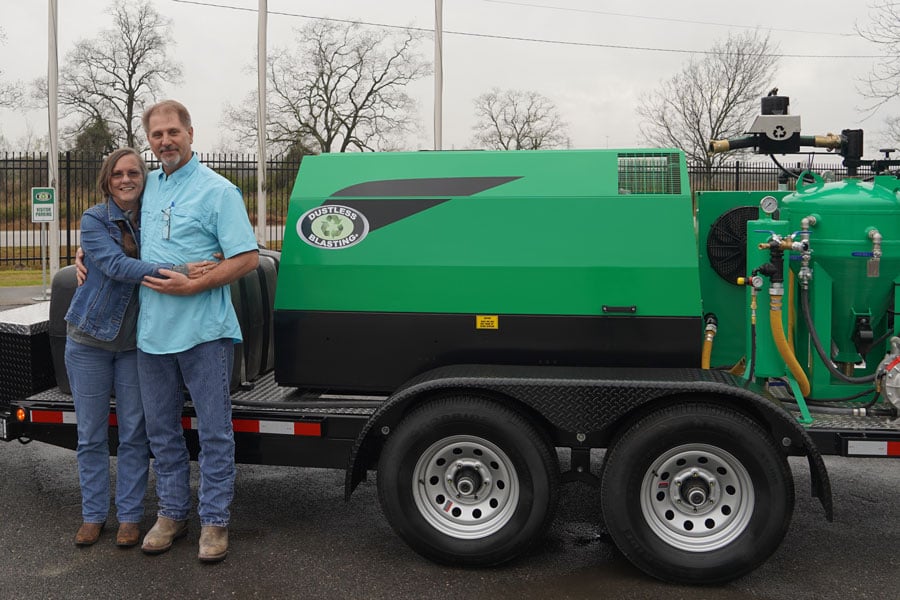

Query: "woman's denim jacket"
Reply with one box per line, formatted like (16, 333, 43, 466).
(65, 199, 173, 341)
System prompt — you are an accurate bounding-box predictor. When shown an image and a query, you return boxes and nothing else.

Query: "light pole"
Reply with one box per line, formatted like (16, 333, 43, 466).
(47, 0, 59, 285)
(434, 0, 443, 151)
(257, 0, 267, 246)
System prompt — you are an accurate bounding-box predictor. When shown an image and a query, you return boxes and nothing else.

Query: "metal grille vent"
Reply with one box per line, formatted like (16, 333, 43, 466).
(706, 206, 758, 285)
(617, 152, 682, 194)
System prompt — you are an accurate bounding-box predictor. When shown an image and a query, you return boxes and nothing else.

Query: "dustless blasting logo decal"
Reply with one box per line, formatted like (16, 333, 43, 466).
(297, 205, 370, 249)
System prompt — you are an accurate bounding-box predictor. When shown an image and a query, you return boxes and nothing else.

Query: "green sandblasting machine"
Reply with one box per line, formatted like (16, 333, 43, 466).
(274, 149, 702, 393)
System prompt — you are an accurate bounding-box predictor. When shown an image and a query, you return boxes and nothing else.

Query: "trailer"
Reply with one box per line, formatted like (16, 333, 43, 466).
(2, 93, 900, 584)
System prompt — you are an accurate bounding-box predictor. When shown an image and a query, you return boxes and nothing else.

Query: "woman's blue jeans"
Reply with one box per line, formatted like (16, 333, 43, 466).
(138, 339, 235, 527)
(65, 338, 149, 524)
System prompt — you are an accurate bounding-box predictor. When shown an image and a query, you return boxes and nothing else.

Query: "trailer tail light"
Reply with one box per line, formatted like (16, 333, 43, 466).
(16, 408, 26, 422)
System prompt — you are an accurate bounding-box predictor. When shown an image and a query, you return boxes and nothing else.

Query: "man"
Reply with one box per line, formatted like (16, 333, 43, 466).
(136, 100, 258, 563)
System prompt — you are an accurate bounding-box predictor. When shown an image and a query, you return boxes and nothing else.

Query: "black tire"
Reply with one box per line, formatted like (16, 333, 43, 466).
(600, 403, 794, 584)
(376, 396, 559, 566)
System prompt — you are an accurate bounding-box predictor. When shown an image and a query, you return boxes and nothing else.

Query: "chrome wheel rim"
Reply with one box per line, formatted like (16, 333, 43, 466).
(640, 443, 754, 552)
(412, 435, 519, 539)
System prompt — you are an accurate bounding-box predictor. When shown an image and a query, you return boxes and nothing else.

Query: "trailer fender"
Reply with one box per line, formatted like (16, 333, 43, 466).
(735, 392, 833, 522)
(345, 367, 525, 499)
(344, 365, 832, 522)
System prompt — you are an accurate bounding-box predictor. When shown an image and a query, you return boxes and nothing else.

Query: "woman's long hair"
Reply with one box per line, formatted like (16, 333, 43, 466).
(97, 148, 147, 259)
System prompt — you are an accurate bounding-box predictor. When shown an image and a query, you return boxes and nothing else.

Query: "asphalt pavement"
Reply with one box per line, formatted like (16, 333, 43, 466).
(0, 285, 49, 312)
(1, 441, 898, 600)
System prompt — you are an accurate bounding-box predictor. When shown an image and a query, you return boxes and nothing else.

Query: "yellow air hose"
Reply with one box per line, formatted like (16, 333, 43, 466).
(701, 315, 717, 370)
(770, 294, 810, 396)
(702, 335, 714, 369)
(787, 270, 796, 353)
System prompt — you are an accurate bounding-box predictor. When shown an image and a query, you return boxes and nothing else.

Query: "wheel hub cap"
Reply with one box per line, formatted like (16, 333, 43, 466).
(446, 460, 490, 499)
(640, 443, 754, 552)
(674, 470, 717, 511)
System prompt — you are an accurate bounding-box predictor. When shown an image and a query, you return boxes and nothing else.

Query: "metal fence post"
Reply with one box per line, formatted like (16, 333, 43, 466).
(64, 150, 71, 263)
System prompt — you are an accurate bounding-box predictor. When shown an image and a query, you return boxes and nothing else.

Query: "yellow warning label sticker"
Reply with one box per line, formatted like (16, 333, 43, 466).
(476, 315, 499, 330)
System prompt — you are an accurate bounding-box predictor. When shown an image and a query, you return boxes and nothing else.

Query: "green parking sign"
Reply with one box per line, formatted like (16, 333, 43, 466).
(31, 187, 56, 223)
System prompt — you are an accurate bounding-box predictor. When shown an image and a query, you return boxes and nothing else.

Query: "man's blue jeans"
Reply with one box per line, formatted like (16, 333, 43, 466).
(138, 339, 235, 527)
(65, 339, 149, 524)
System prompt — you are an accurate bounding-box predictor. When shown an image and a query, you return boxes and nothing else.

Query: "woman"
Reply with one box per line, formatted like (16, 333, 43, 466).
(65, 148, 214, 547)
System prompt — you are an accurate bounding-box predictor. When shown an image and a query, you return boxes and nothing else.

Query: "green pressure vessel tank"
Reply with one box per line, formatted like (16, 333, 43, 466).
(274, 149, 703, 393)
(781, 175, 900, 370)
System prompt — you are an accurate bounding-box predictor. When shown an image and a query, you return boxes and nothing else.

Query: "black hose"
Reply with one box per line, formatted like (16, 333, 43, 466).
(771, 379, 881, 405)
(769, 155, 816, 183)
(804, 387, 877, 403)
(864, 327, 895, 357)
(780, 401, 895, 417)
(862, 390, 883, 410)
(748, 321, 756, 383)
(773, 379, 886, 409)
(799, 286, 877, 384)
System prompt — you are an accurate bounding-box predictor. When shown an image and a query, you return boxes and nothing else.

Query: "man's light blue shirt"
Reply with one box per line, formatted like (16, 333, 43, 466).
(139, 153, 258, 354)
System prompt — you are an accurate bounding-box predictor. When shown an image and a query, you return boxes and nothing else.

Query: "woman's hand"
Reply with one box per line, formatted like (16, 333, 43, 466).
(74, 247, 87, 286)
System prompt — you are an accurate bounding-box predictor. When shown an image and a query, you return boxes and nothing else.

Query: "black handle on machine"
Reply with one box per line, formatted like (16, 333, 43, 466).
(602, 305, 637, 314)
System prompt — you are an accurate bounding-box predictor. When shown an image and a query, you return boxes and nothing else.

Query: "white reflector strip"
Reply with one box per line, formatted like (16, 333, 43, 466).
(30, 411, 320, 437)
(259, 420, 295, 435)
(846, 440, 900, 456)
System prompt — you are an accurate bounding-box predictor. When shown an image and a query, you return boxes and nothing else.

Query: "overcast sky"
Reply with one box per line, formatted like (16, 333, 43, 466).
(0, 0, 895, 156)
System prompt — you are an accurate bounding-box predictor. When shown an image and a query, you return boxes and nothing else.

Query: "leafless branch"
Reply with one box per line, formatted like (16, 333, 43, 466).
(857, 1, 900, 113)
(471, 88, 569, 150)
(637, 30, 779, 170)
(47, 0, 183, 151)
(223, 20, 430, 154)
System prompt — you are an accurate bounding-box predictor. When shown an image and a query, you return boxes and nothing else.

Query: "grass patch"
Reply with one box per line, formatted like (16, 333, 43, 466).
(0, 269, 46, 286)
(0, 241, 279, 288)
(1, 245, 72, 286)
(1, 244, 76, 283)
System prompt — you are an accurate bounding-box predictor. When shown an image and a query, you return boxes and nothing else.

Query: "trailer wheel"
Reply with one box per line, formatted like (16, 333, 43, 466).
(600, 403, 793, 584)
(377, 397, 559, 566)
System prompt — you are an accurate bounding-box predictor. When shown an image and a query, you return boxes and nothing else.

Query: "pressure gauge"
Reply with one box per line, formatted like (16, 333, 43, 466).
(760, 195, 779, 216)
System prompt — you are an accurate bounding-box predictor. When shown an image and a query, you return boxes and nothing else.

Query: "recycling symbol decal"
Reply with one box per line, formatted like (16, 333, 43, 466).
(772, 125, 787, 139)
(297, 205, 370, 249)
(320, 214, 345, 238)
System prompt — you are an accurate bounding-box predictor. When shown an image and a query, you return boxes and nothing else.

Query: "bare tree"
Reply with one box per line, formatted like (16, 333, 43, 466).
(883, 116, 900, 148)
(0, 26, 22, 109)
(471, 88, 569, 150)
(11, 123, 48, 152)
(224, 20, 430, 154)
(637, 31, 779, 170)
(40, 0, 182, 149)
(857, 1, 900, 111)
